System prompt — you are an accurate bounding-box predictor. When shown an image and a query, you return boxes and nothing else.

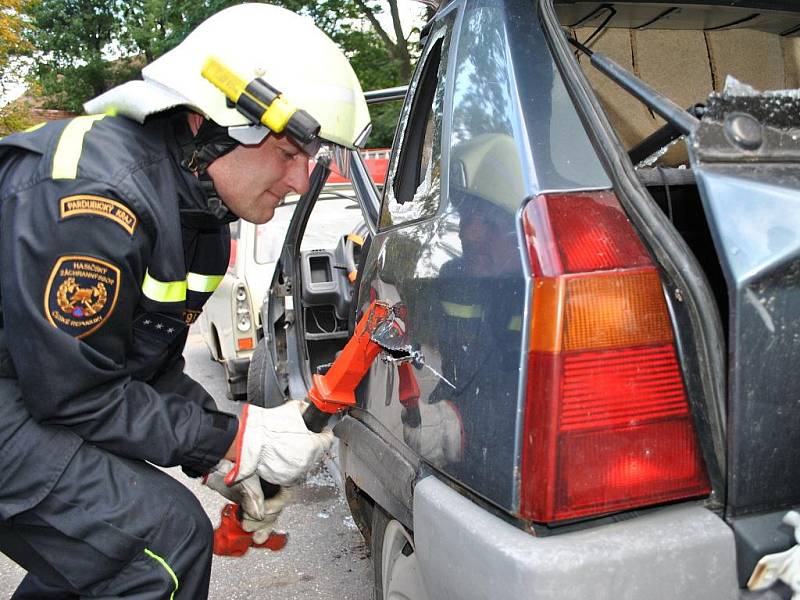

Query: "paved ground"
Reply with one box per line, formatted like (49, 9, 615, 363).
(0, 327, 373, 599)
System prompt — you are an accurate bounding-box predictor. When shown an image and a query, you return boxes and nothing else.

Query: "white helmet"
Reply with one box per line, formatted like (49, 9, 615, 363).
(84, 3, 371, 151)
(450, 134, 525, 215)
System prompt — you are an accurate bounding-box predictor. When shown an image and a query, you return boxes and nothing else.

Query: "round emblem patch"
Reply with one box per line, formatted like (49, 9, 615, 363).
(44, 255, 121, 338)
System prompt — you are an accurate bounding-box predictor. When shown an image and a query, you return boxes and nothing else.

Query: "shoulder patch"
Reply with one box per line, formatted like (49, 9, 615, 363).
(59, 194, 138, 235)
(44, 256, 121, 339)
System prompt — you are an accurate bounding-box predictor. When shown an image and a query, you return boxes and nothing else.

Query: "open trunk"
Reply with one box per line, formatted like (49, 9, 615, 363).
(551, 1, 800, 583)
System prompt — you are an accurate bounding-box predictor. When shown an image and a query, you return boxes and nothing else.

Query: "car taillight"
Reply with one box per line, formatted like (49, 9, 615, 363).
(520, 191, 710, 523)
(234, 283, 253, 334)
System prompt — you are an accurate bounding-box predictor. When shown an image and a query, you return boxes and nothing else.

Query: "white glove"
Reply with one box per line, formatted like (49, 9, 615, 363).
(204, 460, 291, 543)
(225, 401, 334, 487)
(403, 400, 463, 467)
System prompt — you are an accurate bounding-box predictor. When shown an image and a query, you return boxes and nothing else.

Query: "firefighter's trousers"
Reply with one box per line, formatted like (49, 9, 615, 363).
(0, 441, 214, 599)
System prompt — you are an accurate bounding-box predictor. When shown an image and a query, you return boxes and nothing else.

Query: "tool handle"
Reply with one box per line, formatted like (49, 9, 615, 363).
(259, 479, 282, 499)
(303, 402, 331, 433)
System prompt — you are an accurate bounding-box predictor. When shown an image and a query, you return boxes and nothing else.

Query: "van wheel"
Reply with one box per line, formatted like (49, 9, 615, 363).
(246, 339, 285, 408)
(371, 505, 428, 600)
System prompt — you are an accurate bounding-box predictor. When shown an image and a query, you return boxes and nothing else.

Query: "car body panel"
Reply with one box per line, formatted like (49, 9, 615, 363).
(357, 0, 611, 513)
(200, 220, 272, 391)
(413, 476, 738, 600)
(337, 414, 418, 529)
(692, 161, 800, 516)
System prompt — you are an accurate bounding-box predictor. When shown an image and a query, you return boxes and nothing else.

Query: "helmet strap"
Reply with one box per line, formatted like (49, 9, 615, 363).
(176, 115, 240, 223)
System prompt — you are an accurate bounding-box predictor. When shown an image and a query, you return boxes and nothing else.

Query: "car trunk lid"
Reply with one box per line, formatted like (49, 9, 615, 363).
(687, 84, 800, 517)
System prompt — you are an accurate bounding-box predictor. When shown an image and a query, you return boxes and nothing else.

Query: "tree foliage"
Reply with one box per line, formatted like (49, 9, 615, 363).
(0, 0, 35, 93)
(24, 0, 423, 145)
(0, 0, 37, 133)
(0, 100, 35, 136)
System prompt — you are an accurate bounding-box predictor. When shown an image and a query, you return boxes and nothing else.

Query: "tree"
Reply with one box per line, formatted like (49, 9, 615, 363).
(0, 0, 34, 95)
(121, 0, 243, 64)
(353, 0, 413, 80)
(25, 0, 161, 111)
(0, 0, 37, 133)
(0, 100, 35, 136)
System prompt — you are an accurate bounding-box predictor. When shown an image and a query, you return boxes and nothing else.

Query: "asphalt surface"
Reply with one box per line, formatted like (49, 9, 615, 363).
(0, 327, 373, 599)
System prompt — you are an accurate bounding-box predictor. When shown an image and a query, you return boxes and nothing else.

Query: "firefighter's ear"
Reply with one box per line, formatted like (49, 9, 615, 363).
(187, 112, 204, 136)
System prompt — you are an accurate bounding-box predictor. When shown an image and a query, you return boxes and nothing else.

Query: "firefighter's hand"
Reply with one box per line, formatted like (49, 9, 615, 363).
(204, 460, 291, 543)
(403, 401, 463, 467)
(224, 401, 334, 486)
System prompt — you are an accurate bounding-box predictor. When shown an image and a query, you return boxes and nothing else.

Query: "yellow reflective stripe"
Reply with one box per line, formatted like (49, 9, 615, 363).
(52, 115, 106, 179)
(24, 122, 46, 133)
(441, 301, 484, 319)
(142, 271, 187, 303)
(143, 548, 179, 600)
(187, 272, 223, 293)
(141, 271, 222, 301)
(507, 315, 523, 331)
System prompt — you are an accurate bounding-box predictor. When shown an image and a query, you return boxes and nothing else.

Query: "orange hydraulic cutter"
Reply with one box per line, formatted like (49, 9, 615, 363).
(214, 300, 394, 556)
(304, 299, 392, 428)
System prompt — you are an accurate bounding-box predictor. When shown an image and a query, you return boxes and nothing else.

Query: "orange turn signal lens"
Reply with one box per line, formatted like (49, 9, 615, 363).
(237, 337, 254, 351)
(531, 268, 673, 352)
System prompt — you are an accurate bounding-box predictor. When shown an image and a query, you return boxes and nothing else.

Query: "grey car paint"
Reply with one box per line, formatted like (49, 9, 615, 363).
(355, 0, 609, 513)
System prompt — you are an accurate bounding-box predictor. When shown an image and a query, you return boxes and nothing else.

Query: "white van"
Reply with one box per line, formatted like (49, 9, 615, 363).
(198, 203, 296, 398)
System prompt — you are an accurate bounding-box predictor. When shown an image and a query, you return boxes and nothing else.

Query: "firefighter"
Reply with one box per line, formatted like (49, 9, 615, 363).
(0, 4, 370, 599)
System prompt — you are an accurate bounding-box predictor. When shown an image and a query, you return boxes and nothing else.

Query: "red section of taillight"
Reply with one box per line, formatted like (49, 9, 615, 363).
(547, 191, 652, 272)
(525, 349, 709, 521)
(520, 192, 710, 523)
(560, 419, 709, 518)
(524, 191, 651, 276)
(560, 346, 689, 431)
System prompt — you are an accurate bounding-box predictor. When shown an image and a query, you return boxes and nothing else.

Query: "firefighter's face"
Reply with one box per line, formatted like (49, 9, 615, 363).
(208, 133, 310, 224)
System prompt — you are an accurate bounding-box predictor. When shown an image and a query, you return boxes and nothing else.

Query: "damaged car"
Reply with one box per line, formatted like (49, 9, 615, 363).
(250, 0, 800, 598)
